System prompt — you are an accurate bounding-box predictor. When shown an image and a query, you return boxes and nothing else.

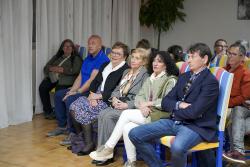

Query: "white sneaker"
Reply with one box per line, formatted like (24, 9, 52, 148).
(89, 145, 113, 161)
(123, 160, 136, 167)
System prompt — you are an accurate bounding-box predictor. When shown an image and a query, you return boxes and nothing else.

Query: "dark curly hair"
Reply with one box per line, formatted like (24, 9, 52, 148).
(147, 51, 179, 77)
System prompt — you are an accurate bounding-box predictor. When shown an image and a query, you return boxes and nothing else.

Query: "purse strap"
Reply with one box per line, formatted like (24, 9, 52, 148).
(157, 75, 177, 98)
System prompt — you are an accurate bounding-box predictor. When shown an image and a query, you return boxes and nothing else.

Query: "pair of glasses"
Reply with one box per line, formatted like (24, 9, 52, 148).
(216, 45, 228, 49)
(183, 81, 193, 94)
(227, 52, 240, 57)
(63, 45, 72, 48)
(110, 51, 123, 57)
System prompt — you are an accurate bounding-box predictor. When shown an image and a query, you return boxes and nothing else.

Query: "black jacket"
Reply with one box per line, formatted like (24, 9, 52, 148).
(89, 62, 130, 105)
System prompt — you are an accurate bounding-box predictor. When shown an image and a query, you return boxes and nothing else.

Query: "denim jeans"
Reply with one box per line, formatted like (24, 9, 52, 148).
(129, 119, 204, 167)
(54, 89, 88, 133)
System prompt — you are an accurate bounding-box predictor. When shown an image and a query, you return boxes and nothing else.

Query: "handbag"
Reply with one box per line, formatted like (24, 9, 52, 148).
(49, 71, 58, 83)
(143, 76, 177, 124)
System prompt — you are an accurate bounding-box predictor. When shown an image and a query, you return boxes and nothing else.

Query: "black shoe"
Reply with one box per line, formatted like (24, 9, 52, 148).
(77, 144, 95, 156)
(96, 158, 114, 166)
(44, 113, 50, 119)
(67, 146, 72, 150)
(92, 160, 98, 164)
(48, 111, 56, 120)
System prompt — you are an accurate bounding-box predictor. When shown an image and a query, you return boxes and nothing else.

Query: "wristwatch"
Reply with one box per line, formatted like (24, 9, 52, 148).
(76, 90, 80, 94)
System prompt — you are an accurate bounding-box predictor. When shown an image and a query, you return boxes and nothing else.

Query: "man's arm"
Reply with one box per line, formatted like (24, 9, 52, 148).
(174, 79, 219, 121)
(77, 69, 99, 93)
(161, 79, 180, 113)
(229, 73, 250, 107)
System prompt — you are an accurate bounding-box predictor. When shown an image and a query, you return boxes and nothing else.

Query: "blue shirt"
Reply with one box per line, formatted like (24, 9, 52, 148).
(80, 50, 110, 87)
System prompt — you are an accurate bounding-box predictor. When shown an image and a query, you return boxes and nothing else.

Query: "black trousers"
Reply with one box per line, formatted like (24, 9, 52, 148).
(39, 77, 71, 114)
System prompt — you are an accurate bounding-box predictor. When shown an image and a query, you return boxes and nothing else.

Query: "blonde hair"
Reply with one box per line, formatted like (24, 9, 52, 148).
(132, 48, 150, 60)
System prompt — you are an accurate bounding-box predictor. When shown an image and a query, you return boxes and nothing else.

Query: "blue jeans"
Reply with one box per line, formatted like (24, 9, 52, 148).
(129, 119, 204, 167)
(54, 89, 88, 133)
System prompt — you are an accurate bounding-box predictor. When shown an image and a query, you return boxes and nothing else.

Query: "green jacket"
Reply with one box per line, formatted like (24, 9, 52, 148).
(43, 55, 83, 85)
(135, 74, 177, 120)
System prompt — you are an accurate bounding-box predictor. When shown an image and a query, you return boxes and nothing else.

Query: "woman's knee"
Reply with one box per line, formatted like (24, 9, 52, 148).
(123, 123, 137, 136)
(120, 109, 134, 119)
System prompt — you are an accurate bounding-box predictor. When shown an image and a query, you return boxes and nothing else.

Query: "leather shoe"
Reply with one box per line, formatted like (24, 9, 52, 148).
(67, 146, 72, 150)
(92, 160, 98, 164)
(96, 158, 114, 166)
(77, 144, 95, 156)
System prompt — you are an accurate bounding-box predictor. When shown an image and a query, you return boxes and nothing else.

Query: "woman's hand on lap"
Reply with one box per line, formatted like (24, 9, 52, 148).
(140, 106, 152, 117)
(115, 102, 128, 110)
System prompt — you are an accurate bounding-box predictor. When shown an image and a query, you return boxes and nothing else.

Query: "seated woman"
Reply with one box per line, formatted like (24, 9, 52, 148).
(93, 48, 150, 166)
(39, 39, 83, 119)
(69, 42, 130, 155)
(167, 45, 184, 62)
(90, 51, 179, 167)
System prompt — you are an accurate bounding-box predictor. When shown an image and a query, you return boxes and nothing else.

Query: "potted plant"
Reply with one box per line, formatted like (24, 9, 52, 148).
(139, 0, 186, 50)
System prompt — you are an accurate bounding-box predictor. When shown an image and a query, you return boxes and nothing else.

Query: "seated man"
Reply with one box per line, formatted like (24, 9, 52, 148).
(46, 35, 110, 146)
(210, 39, 227, 68)
(222, 44, 250, 166)
(196, 43, 250, 167)
(235, 39, 249, 60)
(223, 43, 250, 119)
(129, 43, 219, 167)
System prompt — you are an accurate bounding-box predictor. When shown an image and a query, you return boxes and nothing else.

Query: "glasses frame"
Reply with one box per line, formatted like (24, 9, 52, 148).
(227, 52, 241, 57)
(215, 45, 228, 49)
(110, 51, 124, 57)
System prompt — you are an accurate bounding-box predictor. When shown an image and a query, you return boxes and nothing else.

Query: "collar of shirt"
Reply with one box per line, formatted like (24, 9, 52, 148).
(91, 49, 103, 60)
(190, 67, 207, 80)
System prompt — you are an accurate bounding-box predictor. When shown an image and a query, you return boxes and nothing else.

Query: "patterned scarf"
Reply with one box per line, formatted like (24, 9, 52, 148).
(119, 68, 140, 96)
(149, 71, 166, 101)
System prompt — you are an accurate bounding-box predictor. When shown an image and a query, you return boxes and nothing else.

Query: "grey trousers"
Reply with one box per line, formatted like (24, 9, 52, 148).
(227, 106, 250, 167)
(97, 107, 123, 148)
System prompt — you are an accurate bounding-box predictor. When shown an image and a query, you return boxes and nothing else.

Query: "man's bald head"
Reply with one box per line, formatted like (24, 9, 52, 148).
(88, 35, 102, 57)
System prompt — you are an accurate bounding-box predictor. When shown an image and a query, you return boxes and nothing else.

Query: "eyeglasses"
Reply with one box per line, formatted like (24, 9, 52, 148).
(110, 51, 123, 57)
(63, 45, 72, 48)
(227, 52, 240, 57)
(183, 81, 193, 94)
(216, 45, 228, 49)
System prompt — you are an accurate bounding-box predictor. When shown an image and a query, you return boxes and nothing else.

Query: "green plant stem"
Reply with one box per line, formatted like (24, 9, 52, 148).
(158, 31, 161, 50)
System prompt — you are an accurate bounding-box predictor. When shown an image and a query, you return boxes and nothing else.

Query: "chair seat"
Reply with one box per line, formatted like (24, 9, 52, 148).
(50, 87, 72, 93)
(159, 136, 219, 151)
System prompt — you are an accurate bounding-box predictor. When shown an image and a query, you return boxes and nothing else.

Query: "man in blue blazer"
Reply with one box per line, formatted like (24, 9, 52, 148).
(129, 43, 219, 167)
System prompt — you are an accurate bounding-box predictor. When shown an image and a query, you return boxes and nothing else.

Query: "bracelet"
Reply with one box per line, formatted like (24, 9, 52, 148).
(76, 90, 80, 94)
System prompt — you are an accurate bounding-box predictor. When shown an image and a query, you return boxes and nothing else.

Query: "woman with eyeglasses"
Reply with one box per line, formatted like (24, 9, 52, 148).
(68, 42, 130, 155)
(39, 39, 83, 119)
(90, 51, 179, 167)
(88, 48, 150, 166)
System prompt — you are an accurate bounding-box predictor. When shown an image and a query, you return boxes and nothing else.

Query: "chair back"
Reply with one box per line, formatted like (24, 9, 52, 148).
(176, 62, 190, 74)
(183, 52, 188, 62)
(75, 44, 86, 59)
(247, 52, 250, 58)
(104, 46, 112, 55)
(209, 67, 233, 132)
(216, 55, 228, 67)
(244, 59, 250, 70)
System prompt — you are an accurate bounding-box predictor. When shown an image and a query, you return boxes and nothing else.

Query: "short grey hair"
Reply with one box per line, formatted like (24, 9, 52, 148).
(229, 43, 246, 56)
(89, 35, 102, 43)
(235, 39, 249, 51)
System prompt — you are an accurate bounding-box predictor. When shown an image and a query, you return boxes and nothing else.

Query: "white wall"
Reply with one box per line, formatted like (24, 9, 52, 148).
(158, 0, 250, 52)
